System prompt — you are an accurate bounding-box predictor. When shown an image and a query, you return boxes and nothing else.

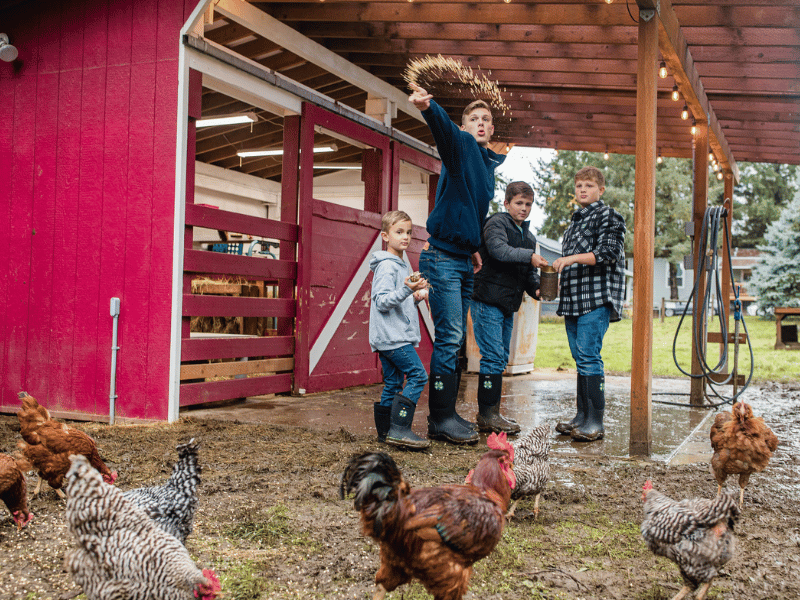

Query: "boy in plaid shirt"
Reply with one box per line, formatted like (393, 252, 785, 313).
(553, 166, 626, 442)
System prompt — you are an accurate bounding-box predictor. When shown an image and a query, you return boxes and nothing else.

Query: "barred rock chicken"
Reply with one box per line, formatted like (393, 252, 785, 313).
(710, 400, 778, 506)
(0, 453, 34, 530)
(503, 423, 550, 519)
(641, 481, 739, 600)
(123, 439, 201, 544)
(16, 391, 117, 497)
(340, 432, 516, 600)
(64, 454, 220, 600)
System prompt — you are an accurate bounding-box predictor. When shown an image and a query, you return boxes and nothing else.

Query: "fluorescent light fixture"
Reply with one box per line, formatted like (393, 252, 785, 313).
(313, 163, 361, 170)
(197, 112, 258, 128)
(237, 144, 337, 158)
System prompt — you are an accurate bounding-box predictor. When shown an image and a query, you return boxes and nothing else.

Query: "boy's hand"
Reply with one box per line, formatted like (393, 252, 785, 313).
(552, 256, 573, 273)
(530, 253, 548, 268)
(472, 252, 483, 274)
(405, 274, 429, 292)
(408, 82, 433, 111)
(413, 289, 429, 302)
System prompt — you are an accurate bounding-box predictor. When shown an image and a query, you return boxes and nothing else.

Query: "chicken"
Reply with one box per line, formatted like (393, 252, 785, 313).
(0, 453, 34, 530)
(123, 439, 201, 544)
(504, 423, 550, 519)
(710, 400, 778, 505)
(641, 481, 739, 600)
(340, 432, 516, 600)
(16, 391, 117, 497)
(64, 454, 220, 600)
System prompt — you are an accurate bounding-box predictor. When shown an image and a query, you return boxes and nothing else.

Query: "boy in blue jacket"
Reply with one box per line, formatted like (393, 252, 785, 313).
(369, 210, 431, 450)
(409, 82, 506, 445)
(471, 181, 549, 433)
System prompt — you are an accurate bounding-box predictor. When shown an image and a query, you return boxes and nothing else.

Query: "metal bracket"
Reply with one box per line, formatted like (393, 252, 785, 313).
(639, 9, 656, 22)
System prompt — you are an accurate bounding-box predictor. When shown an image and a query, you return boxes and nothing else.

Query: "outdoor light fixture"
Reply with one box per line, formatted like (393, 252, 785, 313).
(717, 171, 724, 180)
(672, 85, 680, 102)
(237, 144, 337, 158)
(604, 148, 609, 160)
(605, 0, 613, 4)
(681, 104, 689, 120)
(657, 154, 663, 164)
(659, 61, 668, 79)
(690, 117, 697, 136)
(197, 112, 258, 128)
(0, 33, 18, 62)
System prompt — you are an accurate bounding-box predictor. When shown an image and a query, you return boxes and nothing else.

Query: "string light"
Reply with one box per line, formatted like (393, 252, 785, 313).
(657, 154, 663, 164)
(717, 171, 724, 180)
(672, 85, 680, 102)
(604, 148, 609, 160)
(708, 152, 714, 161)
(690, 117, 697, 136)
(659, 62, 668, 79)
(681, 104, 689, 120)
(605, 0, 613, 4)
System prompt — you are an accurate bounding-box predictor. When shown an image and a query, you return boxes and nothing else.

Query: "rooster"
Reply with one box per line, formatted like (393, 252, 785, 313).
(64, 454, 220, 600)
(16, 391, 117, 497)
(503, 423, 550, 519)
(340, 432, 516, 600)
(641, 481, 739, 600)
(710, 400, 778, 506)
(0, 453, 34, 530)
(123, 439, 201, 544)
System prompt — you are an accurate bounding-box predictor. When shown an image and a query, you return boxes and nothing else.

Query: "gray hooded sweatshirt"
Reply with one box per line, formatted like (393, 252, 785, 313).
(369, 251, 421, 352)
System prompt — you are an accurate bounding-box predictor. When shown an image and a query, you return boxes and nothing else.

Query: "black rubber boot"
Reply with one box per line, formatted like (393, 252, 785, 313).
(427, 373, 479, 444)
(373, 402, 391, 443)
(476, 373, 521, 434)
(453, 366, 478, 431)
(571, 374, 605, 442)
(556, 375, 587, 435)
(386, 394, 431, 450)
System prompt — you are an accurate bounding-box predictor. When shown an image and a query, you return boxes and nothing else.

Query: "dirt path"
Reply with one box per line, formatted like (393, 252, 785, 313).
(1, 382, 798, 600)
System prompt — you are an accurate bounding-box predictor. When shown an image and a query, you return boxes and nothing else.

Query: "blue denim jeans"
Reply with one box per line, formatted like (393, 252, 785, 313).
(378, 344, 429, 406)
(470, 300, 513, 374)
(564, 305, 611, 376)
(419, 245, 474, 374)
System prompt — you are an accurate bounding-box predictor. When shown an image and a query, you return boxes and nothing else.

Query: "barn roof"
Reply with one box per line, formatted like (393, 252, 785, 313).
(186, 0, 800, 181)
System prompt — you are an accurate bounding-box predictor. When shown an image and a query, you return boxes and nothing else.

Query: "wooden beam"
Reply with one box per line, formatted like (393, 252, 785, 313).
(653, 0, 739, 182)
(214, 0, 423, 123)
(629, 8, 658, 457)
(690, 122, 709, 406)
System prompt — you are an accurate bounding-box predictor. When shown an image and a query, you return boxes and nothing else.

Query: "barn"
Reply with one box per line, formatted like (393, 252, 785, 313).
(2, 0, 797, 453)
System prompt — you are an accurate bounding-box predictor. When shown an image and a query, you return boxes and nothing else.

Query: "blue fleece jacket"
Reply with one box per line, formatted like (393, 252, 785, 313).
(421, 100, 506, 256)
(368, 251, 421, 352)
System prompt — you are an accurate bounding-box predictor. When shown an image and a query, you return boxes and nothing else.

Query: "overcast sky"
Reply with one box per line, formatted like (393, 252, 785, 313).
(494, 146, 555, 233)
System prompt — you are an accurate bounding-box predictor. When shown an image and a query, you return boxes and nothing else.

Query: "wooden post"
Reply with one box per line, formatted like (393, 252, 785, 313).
(279, 115, 300, 342)
(630, 9, 658, 456)
(719, 177, 734, 369)
(690, 122, 709, 405)
(660, 297, 665, 323)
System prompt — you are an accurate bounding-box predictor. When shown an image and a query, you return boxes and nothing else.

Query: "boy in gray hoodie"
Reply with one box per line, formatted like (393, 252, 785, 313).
(369, 211, 431, 449)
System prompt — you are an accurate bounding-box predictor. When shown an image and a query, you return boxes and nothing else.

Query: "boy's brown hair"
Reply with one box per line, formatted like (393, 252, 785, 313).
(505, 181, 534, 203)
(575, 166, 605, 187)
(381, 210, 412, 233)
(461, 100, 492, 125)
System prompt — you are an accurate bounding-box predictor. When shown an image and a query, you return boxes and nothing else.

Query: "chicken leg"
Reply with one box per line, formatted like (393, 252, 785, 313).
(695, 581, 713, 600)
(373, 583, 387, 600)
(670, 585, 691, 600)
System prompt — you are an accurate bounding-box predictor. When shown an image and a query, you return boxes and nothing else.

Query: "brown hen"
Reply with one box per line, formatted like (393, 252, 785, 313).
(340, 432, 516, 600)
(710, 400, 778, 506)
(16, 391, 117, 498)
(0, 453, 33, 530)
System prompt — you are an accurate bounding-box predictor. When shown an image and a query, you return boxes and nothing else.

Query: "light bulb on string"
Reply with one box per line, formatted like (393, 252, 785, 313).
(659, 62, 668, 79)
(690, 117, 697, 136)
(681, 104, 689, 120)
(672, 85, 680, 102)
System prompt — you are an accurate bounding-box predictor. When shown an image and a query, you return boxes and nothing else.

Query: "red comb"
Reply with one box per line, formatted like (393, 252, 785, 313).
(487, 431, 514, 462)
(643, 480, 653, 491)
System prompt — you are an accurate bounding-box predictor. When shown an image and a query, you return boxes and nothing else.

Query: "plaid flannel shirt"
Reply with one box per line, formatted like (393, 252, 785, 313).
(557, 200, 627, 322)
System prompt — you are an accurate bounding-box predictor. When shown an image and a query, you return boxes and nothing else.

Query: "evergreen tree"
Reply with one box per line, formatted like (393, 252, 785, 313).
(725, 162, 799, 248)
(750, 194, 800, 311)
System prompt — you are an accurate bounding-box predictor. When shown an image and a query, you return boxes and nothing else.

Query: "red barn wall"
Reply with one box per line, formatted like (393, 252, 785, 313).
(0, 0, 198, 420)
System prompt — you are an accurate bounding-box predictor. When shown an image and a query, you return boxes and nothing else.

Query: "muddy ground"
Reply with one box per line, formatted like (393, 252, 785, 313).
(1, 382, 798, 600)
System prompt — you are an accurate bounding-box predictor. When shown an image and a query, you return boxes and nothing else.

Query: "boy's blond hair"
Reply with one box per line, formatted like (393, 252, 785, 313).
(462, 100, 492, 126)
(381, 210, 413, 233)
(575, 166, 605, 187)
(505, 181, 534, 203)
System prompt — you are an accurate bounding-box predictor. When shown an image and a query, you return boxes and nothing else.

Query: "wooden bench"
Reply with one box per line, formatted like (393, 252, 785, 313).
(774, 307, 800, 350)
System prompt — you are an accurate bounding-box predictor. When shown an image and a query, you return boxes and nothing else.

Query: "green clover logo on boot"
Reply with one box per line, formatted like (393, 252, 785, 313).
(483, 379, 493, 389)
(434, 381, 444, 391)
(399, 407, 408, 418)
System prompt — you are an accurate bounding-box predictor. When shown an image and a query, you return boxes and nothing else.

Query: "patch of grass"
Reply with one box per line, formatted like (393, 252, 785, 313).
(225, 504, 320, 550)
(534, 316, 800, 382)
(220, 560, 269, 600)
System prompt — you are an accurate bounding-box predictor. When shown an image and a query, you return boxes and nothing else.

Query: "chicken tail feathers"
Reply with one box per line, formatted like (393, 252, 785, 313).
(340, 452, 405, 535)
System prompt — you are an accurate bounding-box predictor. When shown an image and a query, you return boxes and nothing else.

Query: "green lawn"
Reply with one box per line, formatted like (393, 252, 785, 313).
(534, 315, 800, 383)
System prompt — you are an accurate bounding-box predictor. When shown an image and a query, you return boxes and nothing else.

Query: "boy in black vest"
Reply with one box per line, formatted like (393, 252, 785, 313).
(471, 181, 549, 433)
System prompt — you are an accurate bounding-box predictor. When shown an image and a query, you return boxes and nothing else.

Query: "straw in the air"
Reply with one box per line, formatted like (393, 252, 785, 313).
(403, 54, 512, 118)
